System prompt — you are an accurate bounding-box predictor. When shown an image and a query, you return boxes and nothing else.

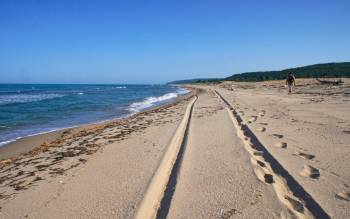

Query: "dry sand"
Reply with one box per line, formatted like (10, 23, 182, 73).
(0, 78, 349, 218)
(165, 90, 285, 218)
(212, 78, 350, 218)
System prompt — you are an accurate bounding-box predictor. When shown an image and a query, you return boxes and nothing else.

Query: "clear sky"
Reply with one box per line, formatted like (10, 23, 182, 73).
(0, 0, 349, 84)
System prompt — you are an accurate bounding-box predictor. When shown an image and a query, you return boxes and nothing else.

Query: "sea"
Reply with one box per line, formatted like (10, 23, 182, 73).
(0, 84, 188, 146)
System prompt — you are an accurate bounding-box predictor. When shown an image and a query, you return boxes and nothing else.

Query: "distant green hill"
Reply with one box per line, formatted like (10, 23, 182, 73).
(166, 62, 350, 84)
(225, 62, 350, 82)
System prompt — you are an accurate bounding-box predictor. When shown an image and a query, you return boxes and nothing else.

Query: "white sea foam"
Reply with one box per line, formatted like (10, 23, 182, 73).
(0, 127, 65, 147)
(0, 139, 17, 147)
(176, 87, 190, 95)
(114, 86, 127, 89)
(0, 94, 65, 105)
(78, 92, 84, 95)
(129, 88, 189, 112)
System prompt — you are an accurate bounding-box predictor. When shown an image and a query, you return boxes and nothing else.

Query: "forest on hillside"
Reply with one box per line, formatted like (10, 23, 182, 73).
(224, 62, 350, 82)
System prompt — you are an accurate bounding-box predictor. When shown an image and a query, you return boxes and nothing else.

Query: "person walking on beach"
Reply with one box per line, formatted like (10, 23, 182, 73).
(286, 72, 296, 94)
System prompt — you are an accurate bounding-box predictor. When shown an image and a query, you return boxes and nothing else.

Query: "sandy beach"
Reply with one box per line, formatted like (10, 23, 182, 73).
(213, 78, 350, 218)
(0, 79, 349, 218)
(1, 0, 349, 218)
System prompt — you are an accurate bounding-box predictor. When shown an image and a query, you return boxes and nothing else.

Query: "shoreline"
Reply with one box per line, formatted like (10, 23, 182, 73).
(0, 84, 189, 147)
(0, 79, 349, 218)
(0, 88, 195, 161)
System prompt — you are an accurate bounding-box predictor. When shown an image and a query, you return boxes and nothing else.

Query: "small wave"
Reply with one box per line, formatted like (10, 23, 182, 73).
(0, 128, 61, 147)
(0, 139, 17, 147)
(78, 92, 84, 95)
(129, 92, 178, 112)
(176, 87, 190, 95)
(113, 86, 127, 89)
(0, 94, 65, 105)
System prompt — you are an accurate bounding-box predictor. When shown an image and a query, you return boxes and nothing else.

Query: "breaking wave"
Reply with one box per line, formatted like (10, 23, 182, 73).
(129, 88, 189, 112)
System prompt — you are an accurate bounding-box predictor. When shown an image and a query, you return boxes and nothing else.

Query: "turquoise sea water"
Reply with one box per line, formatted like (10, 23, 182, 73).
(0, 84, 188, 146)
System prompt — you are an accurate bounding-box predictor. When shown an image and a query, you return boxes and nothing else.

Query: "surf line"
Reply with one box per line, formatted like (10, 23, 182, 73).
(134, 95, 197, 219)
(214, 90, 330, 219)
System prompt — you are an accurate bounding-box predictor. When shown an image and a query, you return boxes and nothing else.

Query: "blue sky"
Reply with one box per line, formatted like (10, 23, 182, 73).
(0, 0, 349, 84)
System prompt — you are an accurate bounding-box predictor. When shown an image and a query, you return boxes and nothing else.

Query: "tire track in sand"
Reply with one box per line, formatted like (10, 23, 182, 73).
(214, 90, 330, 219)
(134, 95, 197, 219)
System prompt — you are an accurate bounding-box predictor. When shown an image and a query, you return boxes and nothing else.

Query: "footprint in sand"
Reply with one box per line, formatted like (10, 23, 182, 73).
(250, 157, 266, 167)
(253, 150, 264, 156)
(258, 112, 265, 117)
(272, 134, 284, 139)
(284, 196, 305, 213)
(300, 165, 320, 179)
(254, 167, 274, 184)
(264, 174, 274, 184)
(296, 152, 315, 160)
(336, 191, 350, 201)
(259, 122, 268, 126)
(247, 116, 258, 123)
(258, 127, 266, 132)
(274, 142, 287, 148)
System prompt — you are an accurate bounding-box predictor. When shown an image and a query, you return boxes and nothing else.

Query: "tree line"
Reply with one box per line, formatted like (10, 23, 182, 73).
(224, 62, 350, 82)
